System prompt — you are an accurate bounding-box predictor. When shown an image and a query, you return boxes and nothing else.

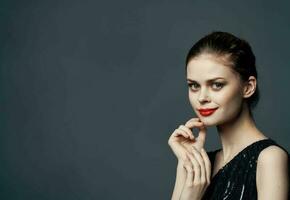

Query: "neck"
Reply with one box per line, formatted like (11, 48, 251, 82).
(216, 103, 267, 163)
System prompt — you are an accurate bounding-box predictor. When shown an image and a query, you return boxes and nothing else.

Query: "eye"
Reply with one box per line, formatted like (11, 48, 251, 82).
(212, 82, 224, 90)
(187, 82, 200, 90)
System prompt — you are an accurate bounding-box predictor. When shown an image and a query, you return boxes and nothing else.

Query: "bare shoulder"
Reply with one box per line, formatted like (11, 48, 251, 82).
(256, 144, 289, 198)
(257, 145, 289, 164)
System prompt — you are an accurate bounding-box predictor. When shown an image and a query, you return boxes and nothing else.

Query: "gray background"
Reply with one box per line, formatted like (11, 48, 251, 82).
(0, 0, 289, 199)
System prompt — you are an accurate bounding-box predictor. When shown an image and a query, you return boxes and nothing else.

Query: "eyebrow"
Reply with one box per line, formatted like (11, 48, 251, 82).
(186, 77, 225, 82)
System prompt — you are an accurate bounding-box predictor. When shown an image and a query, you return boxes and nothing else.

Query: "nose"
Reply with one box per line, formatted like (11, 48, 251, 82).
(198, 87, 210, 103)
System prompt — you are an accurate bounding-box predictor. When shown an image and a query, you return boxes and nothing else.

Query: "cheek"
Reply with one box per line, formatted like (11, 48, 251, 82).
(218, 90, 244, 119)
(188, 91, 197, 108)
(217, 92, 237, 105)
(216, 84, 243, 105)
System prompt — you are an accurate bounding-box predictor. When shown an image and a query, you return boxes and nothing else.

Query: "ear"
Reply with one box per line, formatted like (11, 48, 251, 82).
(243, 76, 257, 98)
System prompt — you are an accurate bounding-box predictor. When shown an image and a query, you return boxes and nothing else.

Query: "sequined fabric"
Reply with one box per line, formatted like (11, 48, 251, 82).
(202, 138, 289, 200)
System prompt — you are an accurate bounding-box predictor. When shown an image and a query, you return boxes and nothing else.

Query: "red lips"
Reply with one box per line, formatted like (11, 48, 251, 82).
(198, 108, 218, 116)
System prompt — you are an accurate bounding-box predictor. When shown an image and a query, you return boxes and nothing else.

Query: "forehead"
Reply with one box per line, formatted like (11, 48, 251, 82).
(187, 55, 237, 80)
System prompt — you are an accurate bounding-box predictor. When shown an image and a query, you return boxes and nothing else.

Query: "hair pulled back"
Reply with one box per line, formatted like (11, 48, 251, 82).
(185, 31, 260, 117)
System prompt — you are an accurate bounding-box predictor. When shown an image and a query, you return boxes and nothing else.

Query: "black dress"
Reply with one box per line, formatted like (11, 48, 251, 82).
(202, 138, 289, 200)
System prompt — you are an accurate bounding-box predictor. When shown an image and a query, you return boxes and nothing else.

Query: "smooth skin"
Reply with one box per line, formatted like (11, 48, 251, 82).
(169, 53, 288, 200)
(168, 118, 211, 200)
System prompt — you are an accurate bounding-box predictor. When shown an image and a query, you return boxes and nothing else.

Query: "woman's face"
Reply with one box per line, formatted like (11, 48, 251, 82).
(186, 54, 245, 126)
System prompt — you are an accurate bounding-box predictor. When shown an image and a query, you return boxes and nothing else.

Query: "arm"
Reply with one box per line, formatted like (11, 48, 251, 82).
(171, 160, 187, 200)
(256, 145, 289, 200)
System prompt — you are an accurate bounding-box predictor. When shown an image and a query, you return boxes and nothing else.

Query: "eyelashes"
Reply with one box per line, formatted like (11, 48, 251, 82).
(212, 82, 225, 89)
(187, 82, 225, 91)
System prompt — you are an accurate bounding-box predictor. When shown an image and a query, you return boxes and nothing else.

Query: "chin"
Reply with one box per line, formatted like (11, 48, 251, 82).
(200, 113, 239, 127)
(200, 119, 218, 127)
(197, 115, 223, 127)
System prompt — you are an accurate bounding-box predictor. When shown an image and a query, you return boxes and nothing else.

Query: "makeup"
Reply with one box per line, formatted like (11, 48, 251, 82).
(198, 108, 218, 116)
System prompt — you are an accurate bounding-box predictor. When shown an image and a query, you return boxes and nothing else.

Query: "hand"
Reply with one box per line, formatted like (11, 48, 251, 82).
(168, 118, 207, 161)
(179, 147, 211, 200)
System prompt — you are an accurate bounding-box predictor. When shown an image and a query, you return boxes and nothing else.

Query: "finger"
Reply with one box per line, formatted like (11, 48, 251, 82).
(178, 125, 195, 140)
(183, 160, 194, 187)
(184, 120, 204, 129)
(185, 167, 194, 187)
(191, 146, 206, 184)
(196, 125, 207, 144)
(172, 129, 189, 139)
(186, 117, 201, 123)
(185, 117, 203, 124)
(185, 120, 207, 146)
(186, 152, 200, 184)
(176, 128, 193, 140)
(200, 148, 211, 184)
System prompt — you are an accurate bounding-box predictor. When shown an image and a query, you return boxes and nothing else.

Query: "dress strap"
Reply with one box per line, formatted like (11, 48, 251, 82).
(207, 138, 289, 177)
(250, 138, 289, 160)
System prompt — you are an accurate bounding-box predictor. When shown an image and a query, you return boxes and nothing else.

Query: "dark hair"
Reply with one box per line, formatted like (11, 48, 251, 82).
(185, 31, 260, 117)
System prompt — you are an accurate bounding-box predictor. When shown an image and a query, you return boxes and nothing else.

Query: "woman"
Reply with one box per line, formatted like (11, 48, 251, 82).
(168, 31, 289, 200)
